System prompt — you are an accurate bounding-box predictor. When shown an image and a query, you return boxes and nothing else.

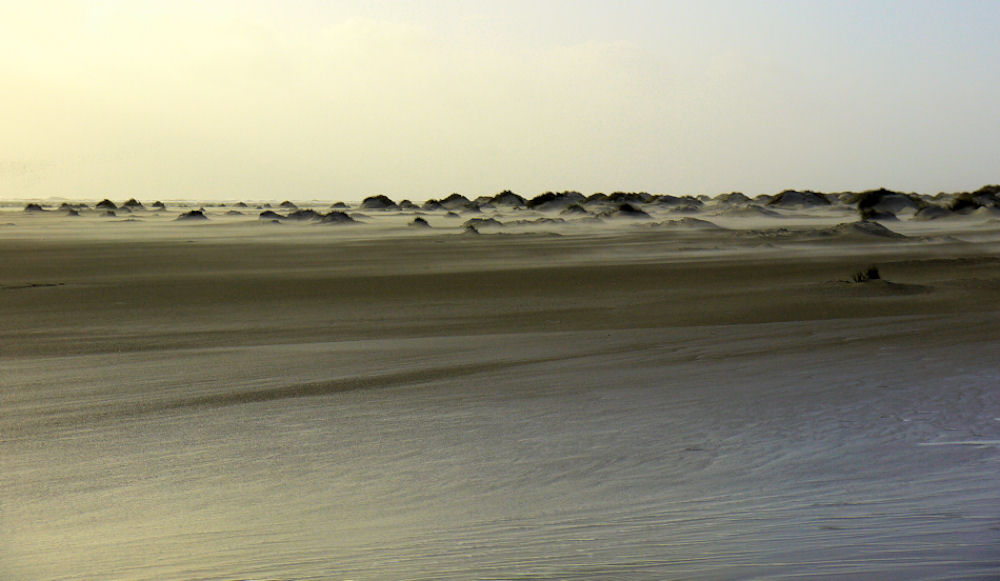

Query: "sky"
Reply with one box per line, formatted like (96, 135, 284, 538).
(1, 0, 998, 201)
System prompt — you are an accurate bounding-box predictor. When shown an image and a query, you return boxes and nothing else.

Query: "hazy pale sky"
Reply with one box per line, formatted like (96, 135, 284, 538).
(2, 0, 998, 201)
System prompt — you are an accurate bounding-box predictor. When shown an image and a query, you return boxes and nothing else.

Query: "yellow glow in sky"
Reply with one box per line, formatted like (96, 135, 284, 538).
(2, 1, 998, 200)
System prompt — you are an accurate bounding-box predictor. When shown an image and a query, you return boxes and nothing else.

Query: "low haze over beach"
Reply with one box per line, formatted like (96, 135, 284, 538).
(2, 2, 999, 580)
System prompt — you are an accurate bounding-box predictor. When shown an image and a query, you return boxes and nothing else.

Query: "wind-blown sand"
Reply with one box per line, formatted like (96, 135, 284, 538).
(2, 195, 999, 580)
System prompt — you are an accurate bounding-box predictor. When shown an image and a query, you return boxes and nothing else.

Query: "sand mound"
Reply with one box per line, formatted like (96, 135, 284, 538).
(859, 209, 898, 221)
(607, 192, 652, 204)
(176, 210, 208, 221)
(318, 211, 356, 224)
(259, 210, 285, 220)
(653, 195, 703, 208)
(361, 195, 398, 210)
(640, 217, 724, 230)
(767, 190, 831, 207)
(667, 201, 704, 214)
(464, 217, 503, 229)
(851, 189, 923, 214)
(828, 220, 906, 239)
(508, 217, 565, 226)
(669, 217, 725, 229)
(971, 206, 1000, 218)
(285, 209, 323, 221)
(489, 190, 527, 207)
(440, 193, 475, 211)
(527, 191, 585, 211)
(912, 205, 951, 221)
(598, 203, 651, 219)
(713, 192, 751, 205)
(713, 204, 780, 218)
(560, 204, 589, 216)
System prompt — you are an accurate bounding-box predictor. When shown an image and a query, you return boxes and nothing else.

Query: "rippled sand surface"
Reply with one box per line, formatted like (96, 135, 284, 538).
(3, 203, 999, 579)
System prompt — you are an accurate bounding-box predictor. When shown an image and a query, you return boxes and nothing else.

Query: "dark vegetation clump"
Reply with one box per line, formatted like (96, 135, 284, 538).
(361, 195, 398, 210)
(122, 198, 144, 209)
(279, 200, 298, 209)
(410, 216, 431, 228)
(855, 188, 900, 210)
(259, 210, 284, 220)
(608, 191, 650, 204)
(616, 202, 651, 218)
(286, 209, 322, 221)
(437, 193, 475, 212)
(949, 194, 982, 213)
(859, 207, 896, 221)
(490, 190, 526, 206)
(526, 191, 583, 209)
(463, 217, 502, 229)
(176, 209, 208, 221)
(96, 199, 117, 210)
(970, 184, 1000, 207)
(151, 201, 166, 210)
(852, 266, 881, 283)
(318, 211, 355, 224)
(526, 192, 558, 209)
(441, 193, 471, 206)
(766, 190, 831, 207)
(23, 203, 45, 212)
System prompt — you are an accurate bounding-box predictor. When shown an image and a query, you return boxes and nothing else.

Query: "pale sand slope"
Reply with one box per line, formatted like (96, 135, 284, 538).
(2, 212, 999, 580)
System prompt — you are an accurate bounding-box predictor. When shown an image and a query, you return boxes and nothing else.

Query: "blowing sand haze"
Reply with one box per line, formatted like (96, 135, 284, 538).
(2, 188, 999, 579)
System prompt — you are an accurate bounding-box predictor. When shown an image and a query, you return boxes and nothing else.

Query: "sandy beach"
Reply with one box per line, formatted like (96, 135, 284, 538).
(3, 193, 999, 579)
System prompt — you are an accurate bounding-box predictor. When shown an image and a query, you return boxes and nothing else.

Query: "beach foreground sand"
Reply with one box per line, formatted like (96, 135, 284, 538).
(3, 201, 999, 579)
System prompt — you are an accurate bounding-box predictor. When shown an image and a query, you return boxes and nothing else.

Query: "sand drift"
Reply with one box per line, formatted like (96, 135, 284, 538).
(2, 189, 999, 580)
